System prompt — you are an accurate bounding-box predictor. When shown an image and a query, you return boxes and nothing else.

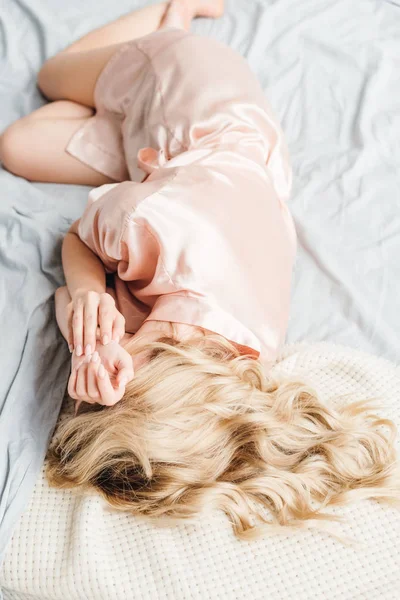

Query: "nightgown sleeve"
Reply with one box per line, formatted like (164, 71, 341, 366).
(77, 182, 159, 279)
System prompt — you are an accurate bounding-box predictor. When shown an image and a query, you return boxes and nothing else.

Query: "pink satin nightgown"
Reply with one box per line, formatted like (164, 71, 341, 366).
(66, 27, 298, 371)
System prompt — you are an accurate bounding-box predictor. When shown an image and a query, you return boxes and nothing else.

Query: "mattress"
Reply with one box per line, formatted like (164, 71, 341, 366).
(1, 0, 400, 598)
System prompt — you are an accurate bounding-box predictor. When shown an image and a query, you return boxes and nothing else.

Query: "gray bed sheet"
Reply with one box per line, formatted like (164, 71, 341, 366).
(1, 0, 400, 587)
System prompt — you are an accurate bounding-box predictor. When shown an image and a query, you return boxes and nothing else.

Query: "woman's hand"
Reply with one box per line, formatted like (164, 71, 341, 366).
(68, 340, 134, 412)
(68, 290, 125, 356)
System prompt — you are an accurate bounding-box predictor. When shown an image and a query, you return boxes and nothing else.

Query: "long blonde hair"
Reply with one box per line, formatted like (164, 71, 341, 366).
(46, 332, 400, 545)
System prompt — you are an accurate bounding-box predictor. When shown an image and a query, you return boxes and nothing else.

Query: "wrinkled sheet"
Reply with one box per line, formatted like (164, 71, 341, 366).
(0, 0, 400, 597)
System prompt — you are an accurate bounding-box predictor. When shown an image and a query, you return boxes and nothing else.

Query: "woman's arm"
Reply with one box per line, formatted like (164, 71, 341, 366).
(54, 285, 73, 345)
(61, 219, 125, 355)
(55, 285, 134, 411)
(62, 219, 106, 299)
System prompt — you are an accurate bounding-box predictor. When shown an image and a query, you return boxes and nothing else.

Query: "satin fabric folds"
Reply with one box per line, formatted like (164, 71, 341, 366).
(66, 27, 297, 370)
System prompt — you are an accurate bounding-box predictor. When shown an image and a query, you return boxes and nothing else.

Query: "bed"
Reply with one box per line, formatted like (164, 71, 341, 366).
(0, 0, 399, 598)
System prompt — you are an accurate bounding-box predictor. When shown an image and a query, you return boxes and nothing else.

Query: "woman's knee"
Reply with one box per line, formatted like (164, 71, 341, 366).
(0, 117, 51, 179)
(0, 120, 29, 177)
(0, 100, 93, 176)
(1, 111, 111, 185)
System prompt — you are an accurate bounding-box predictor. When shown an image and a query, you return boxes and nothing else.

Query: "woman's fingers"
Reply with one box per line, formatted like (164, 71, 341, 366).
(68, 367, 78, 399)
(70, 349, 127, 410)
(116, 351, 134, 387)
(72, 300, 84, 356)
(76, 357, 90, 399)
(116, 364, 134, 389)
(67, 302, 74, 352)
(83, 292, 100, 355)
(69, 366, 85, 415)
(87, 352, 101, 400)
(69, 354, 101, 415)
(96, 364, 122, 406)
(99, 294, 115, 345)
(112, 312, 125, 343)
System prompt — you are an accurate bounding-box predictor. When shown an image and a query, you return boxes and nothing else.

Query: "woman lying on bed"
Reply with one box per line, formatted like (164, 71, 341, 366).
(1, 0, 398, 543)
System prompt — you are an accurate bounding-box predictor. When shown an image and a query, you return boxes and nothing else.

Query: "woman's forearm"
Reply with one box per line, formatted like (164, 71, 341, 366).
(55, 286, 72, 343)
(62, 220, 106, 299)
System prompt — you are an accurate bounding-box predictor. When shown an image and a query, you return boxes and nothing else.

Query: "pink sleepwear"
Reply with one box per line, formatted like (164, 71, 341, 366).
(67, 27, 297, 370)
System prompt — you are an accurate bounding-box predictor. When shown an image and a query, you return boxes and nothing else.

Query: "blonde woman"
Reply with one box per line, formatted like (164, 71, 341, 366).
(2, 0, 398, 542)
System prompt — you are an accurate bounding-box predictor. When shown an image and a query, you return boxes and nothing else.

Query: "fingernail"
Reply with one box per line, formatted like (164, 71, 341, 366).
(119, 377, 127, 387)
(91, 351, 99, 363)
(98, 364, 105, 379)
(85, 354, 91, 363)
(102, 335, 109, 345)
(85, 344, 92, 356)
(75, 345, 83, 356)
(68, 344, 73, 353)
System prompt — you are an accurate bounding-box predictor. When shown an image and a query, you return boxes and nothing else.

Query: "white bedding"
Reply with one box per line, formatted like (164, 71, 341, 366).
(1, 341, 400, 599)
(1, 0, 400, 597)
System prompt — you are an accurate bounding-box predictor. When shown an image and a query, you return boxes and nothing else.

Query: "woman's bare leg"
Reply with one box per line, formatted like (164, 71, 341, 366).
(0, 101, 114, 185)
(58, 0, 223, 55)
(37, 0, 224, 106)
(0, 0, 224, 184)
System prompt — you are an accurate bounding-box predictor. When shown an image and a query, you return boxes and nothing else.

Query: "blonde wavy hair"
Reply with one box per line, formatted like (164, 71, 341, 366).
(46, 331, 400, 546)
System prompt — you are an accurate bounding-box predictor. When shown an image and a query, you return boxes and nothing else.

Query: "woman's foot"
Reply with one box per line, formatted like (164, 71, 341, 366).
(160, 0, 224, 32)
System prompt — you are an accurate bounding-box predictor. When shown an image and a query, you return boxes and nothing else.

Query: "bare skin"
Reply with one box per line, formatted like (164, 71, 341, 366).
(0, 0, 223, 184)
(55, 285, 207, 414)
(0, 0, 224, 410)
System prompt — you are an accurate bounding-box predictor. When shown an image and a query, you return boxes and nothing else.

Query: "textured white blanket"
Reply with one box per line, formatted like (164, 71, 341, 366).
(1, 341, 399, 600)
